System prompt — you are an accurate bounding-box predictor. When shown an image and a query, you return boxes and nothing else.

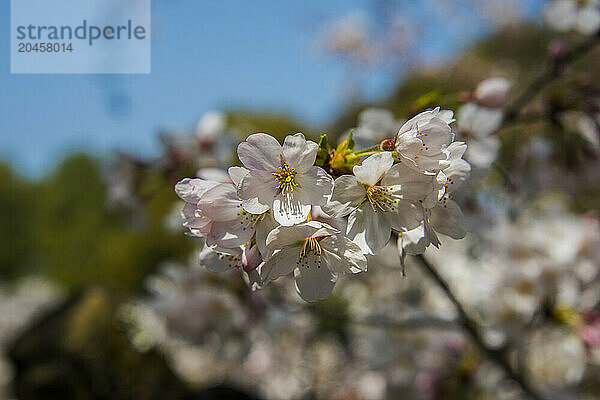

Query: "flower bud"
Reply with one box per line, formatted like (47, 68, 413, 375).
(242, 244, 262, 272)
(380, 138, 395, 151)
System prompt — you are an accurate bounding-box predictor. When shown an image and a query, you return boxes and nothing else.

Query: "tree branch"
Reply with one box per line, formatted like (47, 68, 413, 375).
(414, 254, 549, 400)
(503, 33, 600, 123)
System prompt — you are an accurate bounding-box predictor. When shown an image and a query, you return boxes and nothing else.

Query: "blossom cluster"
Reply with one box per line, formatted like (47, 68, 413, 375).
(175, 108, 470, 302)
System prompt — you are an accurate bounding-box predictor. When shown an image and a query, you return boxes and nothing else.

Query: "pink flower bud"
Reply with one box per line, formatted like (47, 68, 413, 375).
(380, 138, 395, 151)
(242, 244, 262, 272)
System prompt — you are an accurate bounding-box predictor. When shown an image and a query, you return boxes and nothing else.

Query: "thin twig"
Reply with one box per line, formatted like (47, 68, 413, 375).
(414, 254, 548, 400)
(503, 33, 600, 123)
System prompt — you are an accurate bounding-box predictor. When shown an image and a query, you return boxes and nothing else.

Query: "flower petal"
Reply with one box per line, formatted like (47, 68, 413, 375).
(321, 235, 367, 273)
(322, 175, 366, 217)
(198, 246, 241, 273)
(294, 166, 334, 206)
(198, 184, 240, 221)
(353, 151, 394, 186)
(390, 200, 423, 232)
(294, 262, 337, 302)
(207, 219, 255, 249)
(255, 212, 279, 260)
(261, 247, 301, 283)
(398, 225, 429, 255)
(282, 133, 318, 173)
(266, 221, 325, 250)
(237, 133, 282, 171)
(238, 170, 277, 214)
(430, 199, 466, 239)
(347, 206, 391, 255)
(175, 178, 219, 203)
(273, 190, 312, 226)
(228, 166, 249, 187)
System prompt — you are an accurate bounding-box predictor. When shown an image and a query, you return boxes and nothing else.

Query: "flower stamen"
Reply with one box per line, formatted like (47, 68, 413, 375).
(273, 156, 299, 197)
(366, 185, 397, 213)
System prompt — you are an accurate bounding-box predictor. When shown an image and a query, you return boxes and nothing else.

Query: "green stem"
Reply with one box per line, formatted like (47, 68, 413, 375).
(356, 151, 381, 157)
(354, 145, 382, 156)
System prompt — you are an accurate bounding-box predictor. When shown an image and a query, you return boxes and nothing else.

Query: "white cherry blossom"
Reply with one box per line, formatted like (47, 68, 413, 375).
(399, 142, 470, 255)
(457, 102, 503, 168)
(473, 77, 511, 109)
(394, 107, 455, 174)
(544, 0, 600, 35)
(197, 167, 279, 255)
(237, 133, 334, 226)
(174, 177, 221, 237)
(323, 152, 425, 255)
(261, 221, 367, 302)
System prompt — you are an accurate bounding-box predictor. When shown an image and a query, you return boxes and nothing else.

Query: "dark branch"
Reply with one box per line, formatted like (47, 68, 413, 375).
(414, 254, 548, 400)
(503, 33, 600, 123)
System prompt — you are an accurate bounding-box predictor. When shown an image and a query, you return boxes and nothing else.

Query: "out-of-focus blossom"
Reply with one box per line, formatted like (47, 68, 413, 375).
(525, 326, 586, 387)
(353, 108, 403, 146)
(544, 0, 600, 35)
(321, 11, 377, 64)
(559, 110, 600, 152)
(473, 77, 511, 109)
(195, 110, 226, 142)
(458, 102, 503, 168)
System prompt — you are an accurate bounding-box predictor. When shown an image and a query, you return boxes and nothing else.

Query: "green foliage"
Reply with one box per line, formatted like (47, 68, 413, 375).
(0, 163, 37, 279)
(0, 154, 192, 293)
(227, 110, 317, 143)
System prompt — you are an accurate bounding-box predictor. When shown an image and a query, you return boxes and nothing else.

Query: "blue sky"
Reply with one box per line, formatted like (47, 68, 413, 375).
(0, 0, 544, 176)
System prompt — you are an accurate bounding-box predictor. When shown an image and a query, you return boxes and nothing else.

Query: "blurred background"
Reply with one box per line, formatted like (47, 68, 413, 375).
(1, 0, 600, 399)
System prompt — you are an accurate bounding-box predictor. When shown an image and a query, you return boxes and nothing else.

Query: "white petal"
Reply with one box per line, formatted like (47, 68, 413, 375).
(238, 170, 277, 213)
(430, 199, 466, 239)
(255, 212, 279, 260)
(295, 166, 334, 206)
(198, 246, 241, 273)
(458, 103, 503, 138)
(273, 190, 312, 226)
(444, 158, 471, 193)
(544, 0, 578, 31)
(237, 133, 282, 171)
(398, 225, 429, 255)
(578, 6, 600, 35)
(196, 168, 230, 183)
(474, 77, 511, 108)
(353, 151, 394, 186)
(207, 219, 255, 249)
(465, 136, 500, 168)
(294, 262, 337, 302)
(175, 178, 218, 203)
(390, 200, 423, 232)
(266, 221, 324, 250)
(382, 163, 440, 203)
(322, 175, 366, 217)
(261, 247, 301, 283)
(347, 206, 391, 255)
(282, 133, 319, 173)
(228, 166, 249, 187)
(321, 235, 367, 273)
(198, 184, 241, 221)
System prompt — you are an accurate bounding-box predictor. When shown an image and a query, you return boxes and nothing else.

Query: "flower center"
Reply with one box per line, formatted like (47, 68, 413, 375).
(297, 236, 324, 268)
(273, 159, 299, 197)
(366, 185, 397, 212)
